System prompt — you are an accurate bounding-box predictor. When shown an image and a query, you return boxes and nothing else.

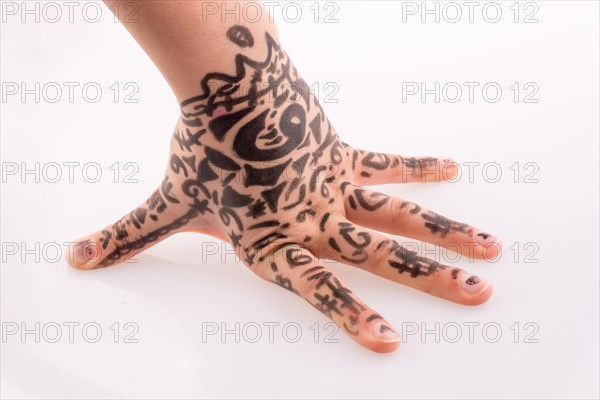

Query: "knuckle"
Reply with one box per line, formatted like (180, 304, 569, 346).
(387, 242, 444, 280)
(388, 199, 410, 226)
(295, 266, 330, 297)
(367, 240, 395, 272)
(250, 258, 272, 280)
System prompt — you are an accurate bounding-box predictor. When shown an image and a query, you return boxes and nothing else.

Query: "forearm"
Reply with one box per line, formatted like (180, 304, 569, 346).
(104, 0, 279, 103)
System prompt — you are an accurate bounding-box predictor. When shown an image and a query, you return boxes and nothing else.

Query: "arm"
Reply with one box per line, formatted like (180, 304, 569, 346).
(66, 0, 500, 353)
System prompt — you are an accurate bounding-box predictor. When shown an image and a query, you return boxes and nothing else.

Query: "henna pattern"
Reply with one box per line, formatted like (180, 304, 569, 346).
(350, 149, 439, 180)
(98, 207, 201, 268)
(75, 25, 480, 342)
(421, 211, 473, 237)
(351, 188, 389, 211)
(173, 26, 371, 333)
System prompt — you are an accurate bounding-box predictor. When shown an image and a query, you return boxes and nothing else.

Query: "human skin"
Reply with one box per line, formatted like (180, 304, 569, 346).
(65, 1, 501, 353)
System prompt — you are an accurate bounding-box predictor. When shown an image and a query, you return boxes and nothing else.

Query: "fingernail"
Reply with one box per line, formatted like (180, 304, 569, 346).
(438, 158, 457, 180)
(66, 239, 99, 268)
(372, 322, 401, 342)
(438, 157, 455, 167)
(460, 274, 490, 295)
(475, 232, 499, 247)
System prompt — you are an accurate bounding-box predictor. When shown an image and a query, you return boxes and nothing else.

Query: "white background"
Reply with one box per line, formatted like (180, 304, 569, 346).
(1, 1, 599, 398)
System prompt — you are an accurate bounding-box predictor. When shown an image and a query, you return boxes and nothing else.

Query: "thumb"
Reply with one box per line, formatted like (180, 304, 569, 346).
(64, 188, 186, 270)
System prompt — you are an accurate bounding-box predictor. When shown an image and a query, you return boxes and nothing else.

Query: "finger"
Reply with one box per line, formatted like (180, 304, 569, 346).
(346, 147, 458, 185)
(341, 183, 502, 260)
(318, 216, 493, 306)
(64, 188, 188, 270)
(256, 243, 401, 353)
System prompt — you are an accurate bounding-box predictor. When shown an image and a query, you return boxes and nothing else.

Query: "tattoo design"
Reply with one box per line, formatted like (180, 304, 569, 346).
(348, 147, 439, 180)
(421, 211, 473, 237)
(76, 25, 479, 339)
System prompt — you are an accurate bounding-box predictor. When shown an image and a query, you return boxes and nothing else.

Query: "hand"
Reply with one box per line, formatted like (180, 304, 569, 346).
(65, 25, 501, 353)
